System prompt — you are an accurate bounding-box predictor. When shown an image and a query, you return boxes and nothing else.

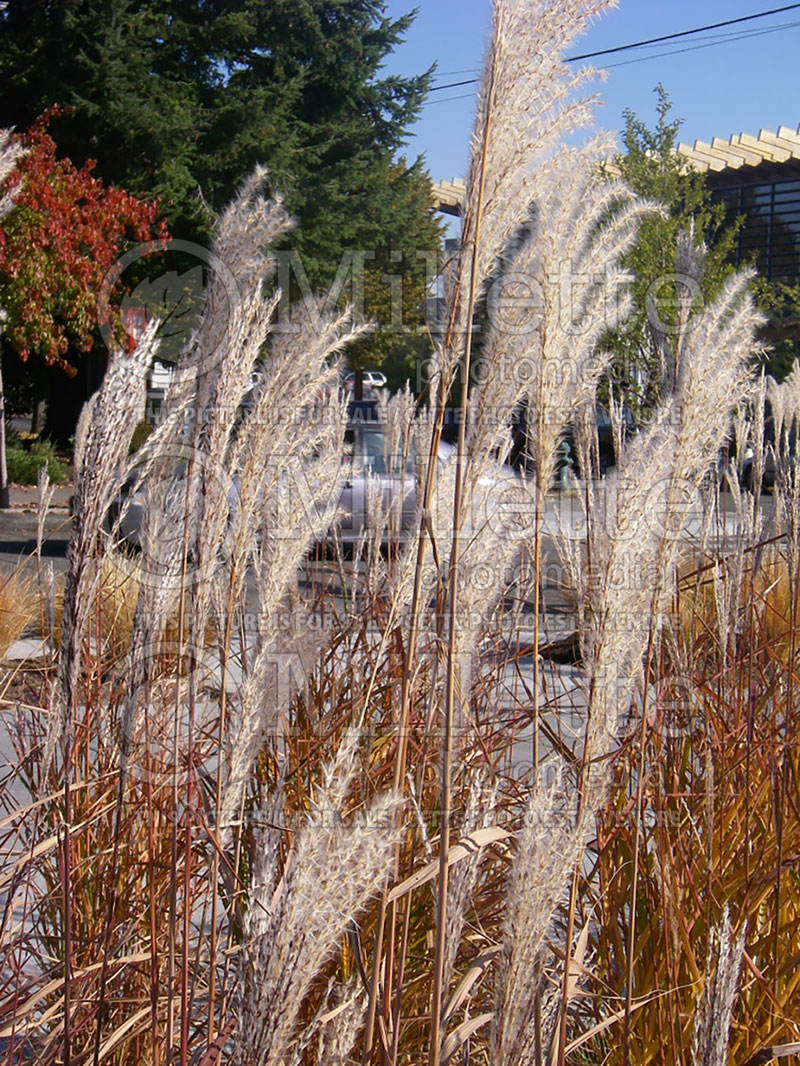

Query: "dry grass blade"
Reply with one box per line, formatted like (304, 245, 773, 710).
(386, 826, 511, 904)
(441, 1012, 494, 1066)
(442, 946, 503, 1027)
(546, 919, 592, 1066)
(743, 1043, 800, 1066)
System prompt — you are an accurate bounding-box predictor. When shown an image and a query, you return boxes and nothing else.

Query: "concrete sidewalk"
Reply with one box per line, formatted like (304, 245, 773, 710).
(2, 479, 73, 512)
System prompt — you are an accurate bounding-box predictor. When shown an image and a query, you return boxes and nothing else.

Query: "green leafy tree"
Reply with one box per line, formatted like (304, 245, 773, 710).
(0, 1, 207, 234)
(277, 152, 442, 392)
(0, 1, 433, 242)
(202, 2, 443, 389)
(0, 0, 442, 402)
(751, 277, 800, 382)
(603, 86, 738, 412)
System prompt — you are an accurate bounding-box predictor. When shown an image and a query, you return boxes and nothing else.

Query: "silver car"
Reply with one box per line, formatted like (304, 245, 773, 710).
(105, 407, 517, 549)
(335, 403, 524, 545)
(336, 421, 444, 543)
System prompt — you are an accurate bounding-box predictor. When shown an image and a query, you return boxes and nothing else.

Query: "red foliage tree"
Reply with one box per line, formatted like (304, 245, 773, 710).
(0, 108, 168, 375)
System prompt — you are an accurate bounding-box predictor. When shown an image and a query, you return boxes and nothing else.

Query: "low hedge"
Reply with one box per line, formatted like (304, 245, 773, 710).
(5, 439, 67, 485)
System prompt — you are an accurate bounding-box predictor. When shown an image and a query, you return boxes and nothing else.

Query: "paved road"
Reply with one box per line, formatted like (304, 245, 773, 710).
(0, 479, 772, 614)
(0, 507, 71, 570)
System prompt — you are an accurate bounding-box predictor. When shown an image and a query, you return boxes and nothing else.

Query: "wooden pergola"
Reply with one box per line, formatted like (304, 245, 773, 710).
(677, 123, 800, 178)
(431, 124, 800, 214)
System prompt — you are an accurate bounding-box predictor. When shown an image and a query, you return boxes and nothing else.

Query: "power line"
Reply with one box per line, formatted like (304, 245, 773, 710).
(426, 91, 480, 107)
(426, 3, 800, 93)
(425, 20, 796, 97)
(431, 68, 481, 79)
(605, 19, 800, 70)
(570, 1, 800, 60)
(429, 78, 478, 92)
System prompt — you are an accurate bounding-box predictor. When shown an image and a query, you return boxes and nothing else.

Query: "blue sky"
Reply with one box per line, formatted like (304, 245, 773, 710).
(382, 1, 800, 181)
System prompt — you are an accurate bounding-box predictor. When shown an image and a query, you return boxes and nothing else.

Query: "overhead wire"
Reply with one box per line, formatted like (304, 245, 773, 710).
(425, 3, 800, 97)
(605, 19, 800, 69)
(569, 0, 800, 60)
(426, 91, 481, 107)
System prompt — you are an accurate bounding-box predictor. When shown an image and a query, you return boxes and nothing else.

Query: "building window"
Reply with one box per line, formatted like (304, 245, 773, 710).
(714, 178, 800, 283)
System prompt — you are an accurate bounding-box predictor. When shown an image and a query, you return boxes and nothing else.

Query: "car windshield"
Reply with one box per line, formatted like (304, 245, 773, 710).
(362, 429, 413, 475)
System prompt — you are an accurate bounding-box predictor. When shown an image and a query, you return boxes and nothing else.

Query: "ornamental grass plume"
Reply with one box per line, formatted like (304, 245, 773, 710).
(221, 414, 347, 829)
(314, 984, 369, 1066)
(116, 172, 364, 750)
(110, 192, 274, 747)
(0, 128, 25, 220)
(491, 784, 588, 1066)
(559, 234, 762, 1065)
(233, 732, 401, 1066)
(416, 0, 630, 481)
(434, 10, 762, 1063)
(766, 362, 800, 444)
(219, 300, 368, 831)
(580, 237, 762, 780)
(4, 167, 383, 1063)
(401, 2, 669, 1062)
(46, 318, 161, 773)
(495, 136, 656, 493)
(399, 0, 639, 647)
(395, 9, 655, 693)
(763, 367, 800, 574)
(113, 172, 376, 1057)
(591, 515, 800, 1065)
(141, 170, 292, 662)
(691, 908, 746, 1066)
(451, 0, 620, 355)
(447, 131, 657, 695)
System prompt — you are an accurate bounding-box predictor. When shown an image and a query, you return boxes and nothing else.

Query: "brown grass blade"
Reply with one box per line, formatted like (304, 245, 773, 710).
(386, 827, 511, 904)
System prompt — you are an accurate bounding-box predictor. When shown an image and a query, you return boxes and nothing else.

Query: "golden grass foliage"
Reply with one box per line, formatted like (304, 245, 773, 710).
(0, 566, 36, 656)
(591, 594, 800, 1064)
(47, 549, 217, 674)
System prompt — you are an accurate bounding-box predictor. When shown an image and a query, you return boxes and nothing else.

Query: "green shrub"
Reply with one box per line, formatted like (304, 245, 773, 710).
(5, 439, 67, 484)
(129, 421, 153, 454)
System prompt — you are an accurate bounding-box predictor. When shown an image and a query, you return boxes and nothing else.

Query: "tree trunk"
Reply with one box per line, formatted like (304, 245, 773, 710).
(30, 399, 43, 435)
(43, 348, 108, 448)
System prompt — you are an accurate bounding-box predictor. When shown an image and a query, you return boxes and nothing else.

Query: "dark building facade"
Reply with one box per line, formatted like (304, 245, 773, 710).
(713, 174, 800, 283)
(676, 125, 800, 371)
(678, 126, 800, 283)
